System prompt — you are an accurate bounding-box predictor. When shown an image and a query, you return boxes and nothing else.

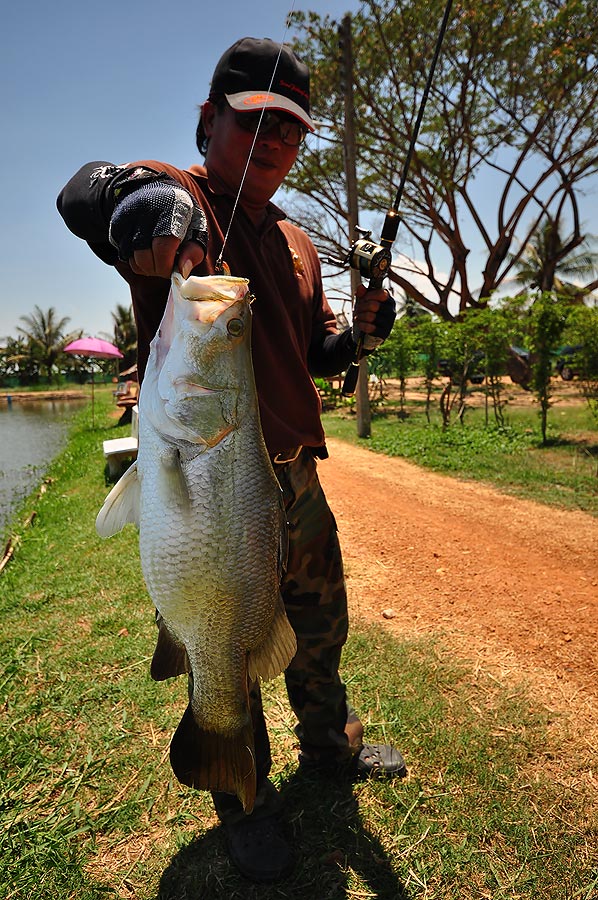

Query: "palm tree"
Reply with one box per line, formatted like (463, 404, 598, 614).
(0, 336, 28, 382)
(111, 303, 137, 370)
(513, 216, 598, 300)
(17, 306, 74, 382)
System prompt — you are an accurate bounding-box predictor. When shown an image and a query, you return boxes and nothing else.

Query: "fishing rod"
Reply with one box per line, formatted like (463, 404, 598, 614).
(340, 0, 454, 397)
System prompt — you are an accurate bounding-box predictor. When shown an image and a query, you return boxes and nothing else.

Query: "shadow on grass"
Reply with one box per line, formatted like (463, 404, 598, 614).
(540, 434, 598, 453)
(157, 768, 409, 900)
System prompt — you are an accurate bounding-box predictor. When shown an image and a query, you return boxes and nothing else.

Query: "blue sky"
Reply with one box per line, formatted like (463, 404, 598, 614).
(2, 1, 596, 344)
(0, 0, 359, 341)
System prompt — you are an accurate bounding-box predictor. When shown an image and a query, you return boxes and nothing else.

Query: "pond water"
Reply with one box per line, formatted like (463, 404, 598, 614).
(0, 399, 84, 536)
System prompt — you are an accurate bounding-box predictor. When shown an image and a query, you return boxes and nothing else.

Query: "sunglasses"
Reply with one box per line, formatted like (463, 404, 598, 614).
(232, 108, 308, 147)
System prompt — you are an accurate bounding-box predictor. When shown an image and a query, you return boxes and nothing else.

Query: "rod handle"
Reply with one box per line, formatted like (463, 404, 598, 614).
(341, 273, 385, 397)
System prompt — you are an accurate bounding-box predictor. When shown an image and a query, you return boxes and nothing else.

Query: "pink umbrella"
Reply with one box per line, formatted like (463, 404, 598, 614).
(64, 337, 123, 427)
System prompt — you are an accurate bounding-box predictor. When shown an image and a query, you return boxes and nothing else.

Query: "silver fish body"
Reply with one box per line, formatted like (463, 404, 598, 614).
(96, 273, 296, 812)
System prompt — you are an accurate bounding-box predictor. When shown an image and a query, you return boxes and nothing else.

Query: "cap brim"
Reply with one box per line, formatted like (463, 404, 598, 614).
(226, 91, 315, 131)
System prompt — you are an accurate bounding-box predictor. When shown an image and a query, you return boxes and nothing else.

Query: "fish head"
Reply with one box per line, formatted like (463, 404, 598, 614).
(143, 273, 254, 446)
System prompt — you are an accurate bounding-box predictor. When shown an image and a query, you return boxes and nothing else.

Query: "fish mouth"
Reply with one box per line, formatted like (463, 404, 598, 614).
(171, 377, 222, 396)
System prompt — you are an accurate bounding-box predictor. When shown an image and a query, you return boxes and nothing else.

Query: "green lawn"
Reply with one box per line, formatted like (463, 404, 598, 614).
(1, 391, 596, 899)
(322, 379, 598, 515)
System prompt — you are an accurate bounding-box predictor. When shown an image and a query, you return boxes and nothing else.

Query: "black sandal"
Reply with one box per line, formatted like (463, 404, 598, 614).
(355, 742, 407, 778)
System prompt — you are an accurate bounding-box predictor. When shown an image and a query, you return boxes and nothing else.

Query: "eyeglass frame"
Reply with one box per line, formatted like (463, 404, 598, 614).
(229, 104, 308, 147)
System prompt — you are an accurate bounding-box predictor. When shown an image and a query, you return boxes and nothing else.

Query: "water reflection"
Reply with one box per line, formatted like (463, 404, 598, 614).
(0, 399, 84, 535)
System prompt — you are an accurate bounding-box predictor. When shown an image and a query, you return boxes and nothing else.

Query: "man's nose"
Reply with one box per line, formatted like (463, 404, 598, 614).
(257, 124, 284, 147)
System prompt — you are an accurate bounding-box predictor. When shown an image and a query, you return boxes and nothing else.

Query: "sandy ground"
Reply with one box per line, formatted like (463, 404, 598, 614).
(318, 436, 598, 724)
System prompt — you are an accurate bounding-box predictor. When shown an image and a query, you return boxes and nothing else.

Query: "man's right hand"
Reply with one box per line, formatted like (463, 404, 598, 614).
(109, 180, 207, 278)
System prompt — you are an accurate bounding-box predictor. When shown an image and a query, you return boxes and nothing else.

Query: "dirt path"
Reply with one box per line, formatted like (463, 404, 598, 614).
(318, 438, 598, 716)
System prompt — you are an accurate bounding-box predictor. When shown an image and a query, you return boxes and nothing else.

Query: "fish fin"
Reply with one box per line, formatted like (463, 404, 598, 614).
(159, 449, 190, 510)
(95, 463, 140, 537)
(169, 705, 257, 813)
(150, 615, 190, 681)
(278, 492, 289, 581)
(247, 596, 297, 682)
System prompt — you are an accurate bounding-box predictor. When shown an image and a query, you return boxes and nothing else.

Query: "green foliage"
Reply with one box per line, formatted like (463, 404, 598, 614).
(465, 307, 510, 379)
(410, 315, 445, 421)
(512, 215, 598, 296)
(528, 294, 568, 443)
(562, 305, 598, 423)
(289, 0, 598, 319)
(2, 303, 138, 387)
(411, 316, 442, 379)
(313, 376, 344, 411)
(369, 317, 416, 413)
(0, 336, 38, 385)
(111, 302, 138, 371)
(462, 307, 511, 425)
(17, 305, 77, 383)
(323, 400, 598, 515)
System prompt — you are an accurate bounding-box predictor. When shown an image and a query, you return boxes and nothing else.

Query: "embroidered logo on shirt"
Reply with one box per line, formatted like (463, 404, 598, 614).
(288, 246, 305, 277)
(90, 163, 128, 183)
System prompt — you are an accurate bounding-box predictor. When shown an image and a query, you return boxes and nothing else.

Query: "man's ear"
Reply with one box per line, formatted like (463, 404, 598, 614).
(201, 100, 217, 138)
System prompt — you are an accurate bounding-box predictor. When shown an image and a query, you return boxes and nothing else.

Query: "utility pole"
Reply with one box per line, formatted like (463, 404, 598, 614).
(339, 13, 371, 438)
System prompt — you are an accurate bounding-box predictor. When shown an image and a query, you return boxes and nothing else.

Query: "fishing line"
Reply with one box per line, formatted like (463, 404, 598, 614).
(216, 3, 297, 273)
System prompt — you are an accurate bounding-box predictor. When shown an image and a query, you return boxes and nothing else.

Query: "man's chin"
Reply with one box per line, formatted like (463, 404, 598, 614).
(241, 177, 280, 207)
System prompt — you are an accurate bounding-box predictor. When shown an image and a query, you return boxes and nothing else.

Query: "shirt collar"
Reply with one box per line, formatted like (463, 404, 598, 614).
(189, 164, 287, 230)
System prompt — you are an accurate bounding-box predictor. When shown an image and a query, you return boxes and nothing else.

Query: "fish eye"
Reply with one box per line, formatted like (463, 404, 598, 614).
(227, 318, 244, 337)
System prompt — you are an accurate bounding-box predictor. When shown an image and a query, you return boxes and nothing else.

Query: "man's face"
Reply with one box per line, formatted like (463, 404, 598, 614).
(203, 101, 300, 208)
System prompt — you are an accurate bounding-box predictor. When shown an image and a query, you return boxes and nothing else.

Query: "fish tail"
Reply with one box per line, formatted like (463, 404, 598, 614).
(169, 705, 257, 813)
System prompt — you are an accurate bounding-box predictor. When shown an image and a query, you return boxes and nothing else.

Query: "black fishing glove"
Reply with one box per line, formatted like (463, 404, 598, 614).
(353, 293, 396, 354)
(108, 179, 208, 261)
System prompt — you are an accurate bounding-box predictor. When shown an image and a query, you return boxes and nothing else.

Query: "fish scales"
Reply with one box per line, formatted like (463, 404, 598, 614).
(96, 273, 297, 813)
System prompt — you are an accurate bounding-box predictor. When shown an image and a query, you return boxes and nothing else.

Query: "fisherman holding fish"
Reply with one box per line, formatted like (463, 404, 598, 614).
(58, 37, 404, 883)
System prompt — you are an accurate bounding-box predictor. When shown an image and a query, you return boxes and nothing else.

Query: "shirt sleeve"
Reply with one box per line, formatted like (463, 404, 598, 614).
(57, 161, 127, 262)
(56, 161, 208, 264)
(308, 326, 357, 376)
(299, 235, 358, 376)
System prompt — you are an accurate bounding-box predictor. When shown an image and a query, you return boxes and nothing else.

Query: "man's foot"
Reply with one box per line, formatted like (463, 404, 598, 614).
(354, 742, 407, 778)
(224, 812, 294, 883)
(298, 742, 407, 779)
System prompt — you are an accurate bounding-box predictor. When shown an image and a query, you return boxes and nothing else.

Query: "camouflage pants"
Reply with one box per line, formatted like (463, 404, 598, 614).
(212, 448, 363, 820)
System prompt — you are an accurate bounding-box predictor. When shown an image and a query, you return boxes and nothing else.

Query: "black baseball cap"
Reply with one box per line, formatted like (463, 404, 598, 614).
(210, 37, 315, 131)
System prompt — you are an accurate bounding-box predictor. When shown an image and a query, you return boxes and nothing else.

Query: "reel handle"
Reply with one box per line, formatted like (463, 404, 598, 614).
(340, 212, 398, 398)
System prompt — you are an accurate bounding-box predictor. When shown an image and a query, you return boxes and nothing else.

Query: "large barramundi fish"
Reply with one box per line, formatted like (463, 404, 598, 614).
(96, 273, 296, 813)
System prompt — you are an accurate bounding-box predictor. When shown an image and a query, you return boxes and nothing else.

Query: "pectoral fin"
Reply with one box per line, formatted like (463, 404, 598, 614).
(150, 615, 190, 680)
(96, 462, 140, 537)
(158, 447, 190, 510)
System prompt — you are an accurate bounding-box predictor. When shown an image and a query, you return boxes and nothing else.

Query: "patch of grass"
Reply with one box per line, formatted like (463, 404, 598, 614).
(323, 397, 598, 514)
(1, 393, 597, 898)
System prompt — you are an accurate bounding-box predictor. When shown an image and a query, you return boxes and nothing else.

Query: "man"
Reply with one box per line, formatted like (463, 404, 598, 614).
(58, 37, 405, 883)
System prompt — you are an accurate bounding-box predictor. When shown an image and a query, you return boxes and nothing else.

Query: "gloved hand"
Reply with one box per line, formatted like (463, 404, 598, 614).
(109, 179, 208, 277)
(352, 284, 396, 353)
